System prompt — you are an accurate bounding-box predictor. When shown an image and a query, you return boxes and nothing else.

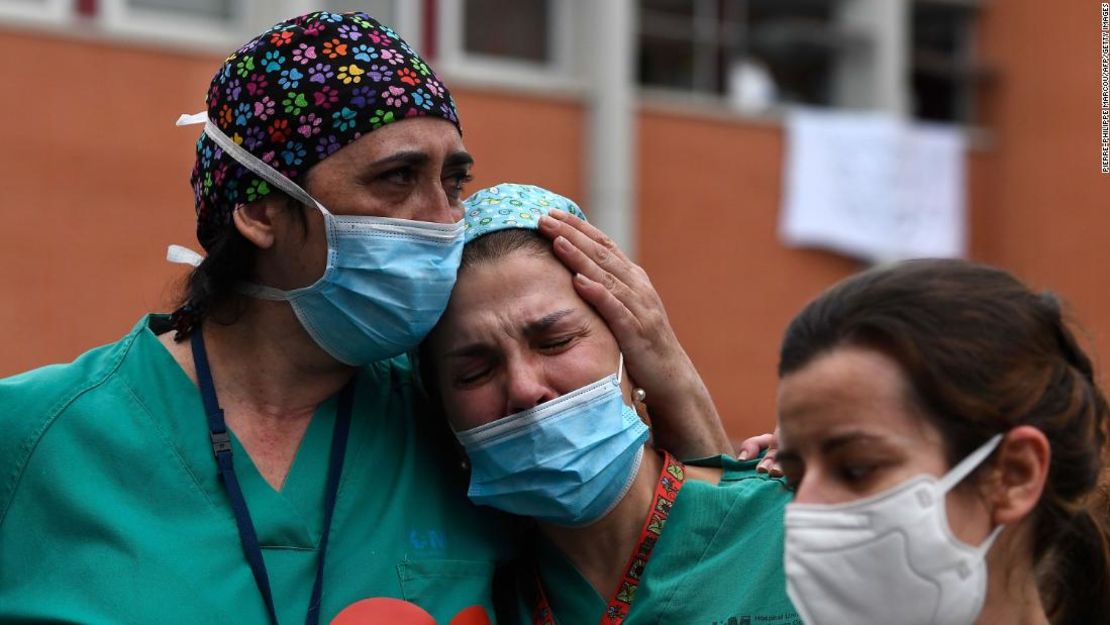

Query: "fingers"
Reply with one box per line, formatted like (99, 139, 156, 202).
(539, 211, 638, 287)
(542, 208, 633, 264)
(736, 431, 783, 476)
(553, 235, 640, 311)
(757, 452, 783, 477)
(736, 433, 774, 461)
(571, 273, 640, 340)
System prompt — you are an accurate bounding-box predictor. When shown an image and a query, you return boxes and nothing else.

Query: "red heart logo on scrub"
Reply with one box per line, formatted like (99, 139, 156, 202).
(330, 598, 491, 625)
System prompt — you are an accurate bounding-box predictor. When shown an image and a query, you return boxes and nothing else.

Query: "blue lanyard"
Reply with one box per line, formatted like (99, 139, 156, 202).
(191, 329, 354, 625)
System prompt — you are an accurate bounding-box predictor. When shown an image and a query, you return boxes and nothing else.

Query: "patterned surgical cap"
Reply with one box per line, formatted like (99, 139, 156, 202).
(462, 184, 588, 244)
(189, 11, 459, 250)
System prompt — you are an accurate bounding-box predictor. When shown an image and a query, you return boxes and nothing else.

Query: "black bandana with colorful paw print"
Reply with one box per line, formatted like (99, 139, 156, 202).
(189, 11, 459, 250)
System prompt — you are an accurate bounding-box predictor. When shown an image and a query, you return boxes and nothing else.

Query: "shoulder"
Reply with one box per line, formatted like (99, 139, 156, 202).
(0, 320, 146, 524)
(681, 454, 792, 509)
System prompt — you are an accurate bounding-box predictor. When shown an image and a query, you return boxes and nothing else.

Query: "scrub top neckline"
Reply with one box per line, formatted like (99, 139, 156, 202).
(134, 315, 339, 549)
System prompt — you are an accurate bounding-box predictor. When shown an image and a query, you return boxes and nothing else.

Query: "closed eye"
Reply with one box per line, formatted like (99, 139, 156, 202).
(537, 336, 575, 352)
(455, 364, 493, 387)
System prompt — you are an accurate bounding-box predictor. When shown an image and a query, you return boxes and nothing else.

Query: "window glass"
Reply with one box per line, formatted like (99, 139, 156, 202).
(463, 0, 549, 63)
(639, 34, 697, 90)
(742, 0, 838, 105)
(639, 0, 840, 105)
(639, 0, 985, 123)
(912, 2, 981, 123)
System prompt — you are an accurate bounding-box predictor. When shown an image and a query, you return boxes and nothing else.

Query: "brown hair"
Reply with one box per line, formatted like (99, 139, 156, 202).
(778, 258, 1110, 625)
(458, 227, 553, 270)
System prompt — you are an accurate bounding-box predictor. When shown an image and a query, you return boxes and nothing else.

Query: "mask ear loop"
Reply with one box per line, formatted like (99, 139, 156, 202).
(939, 432, 1007, 554)
(938, 433, 1004, 493)
(176, 113, 340, 299)
(176, 113, 326, 214)
(171, 113, 333, 267)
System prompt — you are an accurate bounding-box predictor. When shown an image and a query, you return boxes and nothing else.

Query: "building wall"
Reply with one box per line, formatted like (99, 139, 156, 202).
(2, 0, 1107, 440)
(635, 0, 1110, 436)
(0, 30, 586, 378)
(973, 1, 1110, 359)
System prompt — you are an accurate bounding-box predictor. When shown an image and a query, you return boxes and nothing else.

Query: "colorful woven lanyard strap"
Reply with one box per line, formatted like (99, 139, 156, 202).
(531, 451, 686, 625)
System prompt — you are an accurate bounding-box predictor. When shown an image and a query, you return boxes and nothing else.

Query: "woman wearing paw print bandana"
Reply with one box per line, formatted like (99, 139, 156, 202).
(0, 11, 732, 625)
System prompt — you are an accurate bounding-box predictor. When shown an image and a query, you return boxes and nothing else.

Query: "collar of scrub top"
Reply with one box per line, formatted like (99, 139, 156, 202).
(529, 451, 687, 625)
(189, 325, 354, 625)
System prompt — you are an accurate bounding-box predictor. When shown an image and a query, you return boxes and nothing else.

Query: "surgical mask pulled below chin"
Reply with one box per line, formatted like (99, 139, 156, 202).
(454, 355, 650, 527)
(173, 113, 464, 366)
(783, 433, 1006, 625)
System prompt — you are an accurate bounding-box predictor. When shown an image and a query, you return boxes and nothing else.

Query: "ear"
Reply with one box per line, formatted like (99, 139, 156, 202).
(620, 372, 651, 423)
(232, 199, 280, 249)
(987, 425, 1051, 525)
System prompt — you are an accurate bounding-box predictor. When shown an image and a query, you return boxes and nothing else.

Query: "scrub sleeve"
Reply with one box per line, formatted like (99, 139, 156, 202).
(0, 315, 508, 625)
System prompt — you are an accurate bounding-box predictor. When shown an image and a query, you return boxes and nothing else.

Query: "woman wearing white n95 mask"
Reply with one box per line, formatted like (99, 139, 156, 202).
(775, 259, 1110, 625)
(422, 184, 800, 625)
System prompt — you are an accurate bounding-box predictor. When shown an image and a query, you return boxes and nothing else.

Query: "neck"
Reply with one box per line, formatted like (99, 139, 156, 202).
(200, 301, 355, 415)
(538, 448, 664, 598)
(160, 300, 355, 489)
(975, 528, 1049, 625)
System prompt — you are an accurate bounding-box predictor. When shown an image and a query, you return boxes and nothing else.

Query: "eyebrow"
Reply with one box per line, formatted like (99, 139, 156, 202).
(820, 431, 886, 454)
(522, 309, 575, 338)
(367, 151, 429, 171)
(443, 343, 493, 360)
(366, 150, 474, 172)
(777, 430, 887, 462)
(442, 309, 576, 359)
(444, 151, 475, 168)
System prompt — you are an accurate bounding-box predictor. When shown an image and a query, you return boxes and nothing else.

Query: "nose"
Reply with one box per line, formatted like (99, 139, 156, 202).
(504, 359, 557, 416)
(412, 180, 461, 224)
(791, 468, 839, 505)
(792, 478, 819, 505)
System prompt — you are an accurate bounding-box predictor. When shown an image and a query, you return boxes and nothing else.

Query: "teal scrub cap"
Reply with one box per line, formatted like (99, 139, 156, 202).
(462, 183, 588, 244)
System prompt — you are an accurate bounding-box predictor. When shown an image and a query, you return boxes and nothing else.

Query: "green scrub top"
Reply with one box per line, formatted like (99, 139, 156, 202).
(512, 455, 800, 625)
(0, 315, 509, 624)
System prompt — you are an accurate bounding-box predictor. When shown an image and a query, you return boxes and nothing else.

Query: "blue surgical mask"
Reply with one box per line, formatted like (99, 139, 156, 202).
(454, 355, 650, 527)
(171, 113, 464, 366)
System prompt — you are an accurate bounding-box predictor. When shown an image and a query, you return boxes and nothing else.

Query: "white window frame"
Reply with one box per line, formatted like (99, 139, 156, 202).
(96, 0, 411, 52)
(0, 0, 71, 26)
(287, 0, 417, 45)
(98, 0, 253, 49)
(435, 0, 583, 95)
(636, 0, 986, 125)
(0, 0, 420, 66)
